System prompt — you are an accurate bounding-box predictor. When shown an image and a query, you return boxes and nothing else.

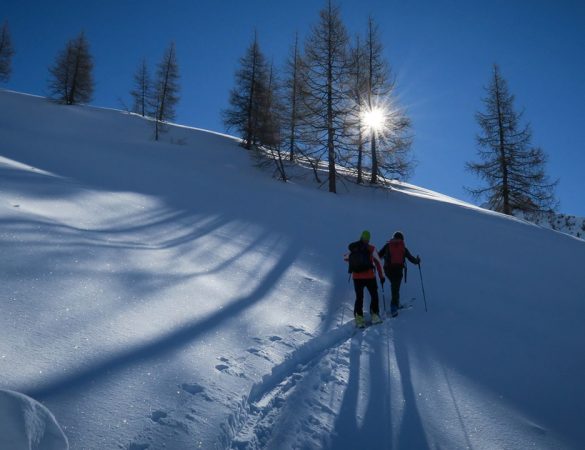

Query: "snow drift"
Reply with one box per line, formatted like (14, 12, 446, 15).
(0, 389, 68, 450)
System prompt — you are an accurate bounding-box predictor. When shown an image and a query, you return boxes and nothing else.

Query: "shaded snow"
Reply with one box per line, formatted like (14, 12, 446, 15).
(1, 90, 585, 449)
(0, 389, 68, 450)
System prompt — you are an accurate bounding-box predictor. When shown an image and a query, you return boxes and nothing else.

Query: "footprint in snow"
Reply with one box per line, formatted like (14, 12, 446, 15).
(128, 443, 149, 450)
(180, 383, 213, 401)
(150, 410, 189, 433)
(180, 383, 204, 395)
(151, 410, 167, 423)
(247, 348, 272, 362)
(288, 325, 312, 336)
(215, 360, 246, 378)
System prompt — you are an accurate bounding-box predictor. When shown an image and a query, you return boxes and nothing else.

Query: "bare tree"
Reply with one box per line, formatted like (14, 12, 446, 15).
(346, 35, 368, 183)
(362, 17, 413, 184)
(302, 0, 350, 193)
(48, 32, 94, 105)
(258, 63, 288, 181)
(0, 20, 14, 82)
(467, 65, 557, 214)
(223, 31, 270, 150)
(152, 43, 180, 141)
(282, 33, 306, 162)
(131, 58, 151, 117)
(376, 118, 415, 181)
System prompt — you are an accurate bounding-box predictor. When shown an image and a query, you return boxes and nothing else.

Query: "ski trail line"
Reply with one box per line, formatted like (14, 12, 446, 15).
(219, 320, 356, 448)
(248, 321, 355, 403)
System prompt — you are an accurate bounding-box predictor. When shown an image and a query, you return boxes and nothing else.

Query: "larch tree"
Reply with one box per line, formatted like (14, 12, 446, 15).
(347, 34, 368, 184)
(258, 63, 288, 181)
(282, 33, 306, 162)
(467, 64, 557, 215)
(152, 42, 180, 141)
(302, 0, 350, 193)
(223, 32, 269, 150)
(362, 16, 413, 184)
(48, 32, 94, 105)
(131, 58, 151, 117)
(0, 20, 14, 82)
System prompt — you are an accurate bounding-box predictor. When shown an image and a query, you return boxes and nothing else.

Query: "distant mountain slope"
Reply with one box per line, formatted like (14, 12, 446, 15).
(517, 211, 585, 240)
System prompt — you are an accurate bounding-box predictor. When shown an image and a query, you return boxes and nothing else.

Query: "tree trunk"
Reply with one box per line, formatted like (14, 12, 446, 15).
(494, 70, 510, 214)
(370, 133, 378, 184)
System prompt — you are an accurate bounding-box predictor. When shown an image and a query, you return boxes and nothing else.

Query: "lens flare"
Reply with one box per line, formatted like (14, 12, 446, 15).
(361, 107, 387, 133)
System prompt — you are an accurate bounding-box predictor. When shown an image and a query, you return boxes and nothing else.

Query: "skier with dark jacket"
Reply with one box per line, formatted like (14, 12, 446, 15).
(378, 231, 420, 317)
(345, 230, 385, 328)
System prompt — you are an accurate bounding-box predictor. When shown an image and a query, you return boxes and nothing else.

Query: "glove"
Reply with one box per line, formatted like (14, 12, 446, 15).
(416, 256, 421, 265)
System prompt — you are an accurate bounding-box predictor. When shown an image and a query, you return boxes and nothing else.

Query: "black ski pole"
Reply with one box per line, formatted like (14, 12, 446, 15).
(381, 283, 387, 315)
(418, 260, 428, 312)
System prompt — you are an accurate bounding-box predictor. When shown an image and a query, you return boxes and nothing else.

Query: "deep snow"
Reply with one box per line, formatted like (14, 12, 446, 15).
(1, 90, 585, 449)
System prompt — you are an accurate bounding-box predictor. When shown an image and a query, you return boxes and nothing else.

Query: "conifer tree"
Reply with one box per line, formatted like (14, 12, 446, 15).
(259, 63, 288, 181)
(362, 17, 412, 184)
(131, 58, 151, 117)
(347, 35, 368, 184)
(302, 0, 350, 193)
(0, 20, 14, 83)
(282, 33, 306, 162)
(467, 65, 557, 214)
(223, 32, 269, 150)
(48, 32, 94, 105)
(152, 43, 180, 141)
(257, 63, 281, 149)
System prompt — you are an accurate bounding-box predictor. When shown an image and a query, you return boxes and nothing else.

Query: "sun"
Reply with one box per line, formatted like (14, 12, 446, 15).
(361, 106, 387, 134)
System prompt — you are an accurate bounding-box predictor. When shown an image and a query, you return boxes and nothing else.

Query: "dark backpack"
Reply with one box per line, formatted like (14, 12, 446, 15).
(347, 241, 373, 273)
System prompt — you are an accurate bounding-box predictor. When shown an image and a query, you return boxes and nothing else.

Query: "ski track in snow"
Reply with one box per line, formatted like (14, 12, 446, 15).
(223, 319, 357, 449)
(123, 323, 335, 450)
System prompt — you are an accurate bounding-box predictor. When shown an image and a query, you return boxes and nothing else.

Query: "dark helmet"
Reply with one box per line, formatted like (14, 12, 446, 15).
(393, 231, 404, 240)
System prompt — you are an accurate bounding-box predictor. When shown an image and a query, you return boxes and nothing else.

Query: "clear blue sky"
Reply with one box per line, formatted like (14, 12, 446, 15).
(3, 0, 584, 216)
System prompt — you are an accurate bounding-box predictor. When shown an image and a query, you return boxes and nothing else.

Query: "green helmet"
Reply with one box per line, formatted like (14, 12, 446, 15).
(361, 230, 371, 241)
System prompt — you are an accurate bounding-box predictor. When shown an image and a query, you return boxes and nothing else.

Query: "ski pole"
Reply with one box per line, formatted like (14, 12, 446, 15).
(418, 260, 428, 312)
(381, 283, 387, 315)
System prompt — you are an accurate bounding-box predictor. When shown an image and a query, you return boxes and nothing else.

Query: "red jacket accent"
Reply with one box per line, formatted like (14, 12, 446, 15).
(351, 244, 384, 280)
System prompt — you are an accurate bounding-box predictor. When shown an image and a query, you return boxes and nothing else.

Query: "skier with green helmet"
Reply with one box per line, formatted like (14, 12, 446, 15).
(346, 230, 385, 328)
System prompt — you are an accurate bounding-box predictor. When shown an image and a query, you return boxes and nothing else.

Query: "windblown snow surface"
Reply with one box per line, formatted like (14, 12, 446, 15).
(1, 90, 584, 450)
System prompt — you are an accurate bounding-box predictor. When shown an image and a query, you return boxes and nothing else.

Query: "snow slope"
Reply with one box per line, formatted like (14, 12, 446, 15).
(1, 90, 585, 449)
(0, 389, 68, 450)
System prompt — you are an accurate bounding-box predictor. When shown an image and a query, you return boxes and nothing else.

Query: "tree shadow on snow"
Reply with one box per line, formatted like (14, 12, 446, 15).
(20, 240, 301, 401)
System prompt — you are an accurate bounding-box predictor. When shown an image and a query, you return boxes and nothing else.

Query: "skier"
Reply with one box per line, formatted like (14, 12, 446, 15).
(346, 230, 385, 328)
(378, 231, 421, 317)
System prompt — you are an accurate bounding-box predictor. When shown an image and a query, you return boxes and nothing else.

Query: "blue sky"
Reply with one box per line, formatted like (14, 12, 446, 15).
(3, 0, 584, 216)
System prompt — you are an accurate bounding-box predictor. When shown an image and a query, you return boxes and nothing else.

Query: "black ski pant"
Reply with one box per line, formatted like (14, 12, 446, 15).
(386, 269, 404, 308)
(353, 278, 379, 317)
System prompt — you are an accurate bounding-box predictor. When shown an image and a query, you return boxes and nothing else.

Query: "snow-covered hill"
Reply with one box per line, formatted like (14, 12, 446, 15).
(1, 90, 584, 450)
